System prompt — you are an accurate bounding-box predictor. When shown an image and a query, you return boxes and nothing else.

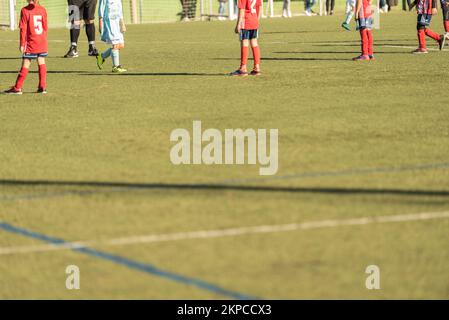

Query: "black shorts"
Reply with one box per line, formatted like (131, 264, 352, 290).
(68, 0, 97, 22)
(240, 29, 258, 40)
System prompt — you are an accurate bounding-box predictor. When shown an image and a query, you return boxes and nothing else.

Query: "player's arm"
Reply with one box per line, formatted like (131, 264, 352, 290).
(43, 9, 48, 33)
(19, 9, 28, 53)
(432, 0, 438, 14)
(235, 8, 245, 34)
(98, 0, 104, 34)
(354, 0, 362, 19)
(120, 18, 126, 33)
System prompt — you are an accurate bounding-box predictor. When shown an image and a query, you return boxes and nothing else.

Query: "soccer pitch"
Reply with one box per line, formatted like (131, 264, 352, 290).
(1, 11, 449, 299)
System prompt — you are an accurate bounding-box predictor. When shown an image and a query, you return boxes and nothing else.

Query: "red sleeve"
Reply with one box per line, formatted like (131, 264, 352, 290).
(238, 0, 246, 9)
(43, 9, 48, 32)
(19, 9, 28, 48)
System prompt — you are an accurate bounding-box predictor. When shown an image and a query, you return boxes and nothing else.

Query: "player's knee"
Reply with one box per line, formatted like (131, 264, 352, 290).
(37, 57, 46, 65)
(242, 39, 250, 47)
(250, 39, 258, 47)
(22, 59, 31, 68)
(84, 19, 95, 25)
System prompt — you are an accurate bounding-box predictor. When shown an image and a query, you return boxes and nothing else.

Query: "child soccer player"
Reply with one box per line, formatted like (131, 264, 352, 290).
(410, 0, 443, 53)
(96, 0, 127, 73)
(4, 0, 47, 95)
(353, 0, 375, 61)
(231, 0, 262, 76)
(342, 0, 356, 31)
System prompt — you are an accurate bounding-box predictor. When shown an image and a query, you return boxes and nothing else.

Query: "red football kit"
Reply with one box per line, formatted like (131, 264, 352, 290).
(19, 3, 48, 54)
(238, 0, 261, 30)
(8, 2, 48, 93)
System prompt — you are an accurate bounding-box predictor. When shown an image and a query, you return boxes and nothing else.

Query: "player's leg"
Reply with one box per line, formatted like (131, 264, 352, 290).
(4, 58, 31, 94)
(65, 0, 82, 58)
(342, 0, 355, 31)
(419, 14, 442, 48)
(283, 0, 292, 17)
(443, 2, 449, 32)
(231, 31, 249, 76)
(367, 28, 374, 60)
(353, 25, 370, 60)
(413, 15, 429, 53)
(37, 56, 47, 94)
(329, 0, 335, 15)
(85, 0, 98, 56)
(250, 34, 261, 75)
(111, 44, 127, 73)
(97, 47, 112, 70)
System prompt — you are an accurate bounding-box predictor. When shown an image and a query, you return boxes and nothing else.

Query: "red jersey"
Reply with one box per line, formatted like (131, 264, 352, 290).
(238, 0, 262, 30)
(359, 0, 373, 19)
(416, 0, 436, 14)
(19, 3, 48, 54)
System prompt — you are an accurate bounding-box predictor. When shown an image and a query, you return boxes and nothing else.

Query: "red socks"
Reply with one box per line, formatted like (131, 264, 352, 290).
(252, 45, 261, 68)
(38, 64, 47, 89)
(424, 28, 440, 42)
(366, 29, 373, 55)
(240, 45, 249, 70)
(241, 45, 261, 70)
(360, 29, 369, 56)
(418, 29, 426, 49)
(14, 67, 29, 90)
(13, 64, 47, 90)
(444, 21, 449, 33)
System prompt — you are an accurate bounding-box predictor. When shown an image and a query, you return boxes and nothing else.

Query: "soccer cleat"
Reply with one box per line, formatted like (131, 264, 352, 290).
(112, 65, 127, 73)
(64, 45, 79, 58)
(442, 33, 449, 50)
(438, 35, 444, 51)
(352, 55, 370, 61)
(411, 48, 428, 54)
(369, 55, 376, 61)
(3, 87, 22, 95)
(88, 46, 99, 57)
(96, 54, 105, 70)
(250, 69, 261, 76)
(341, 22, 350, 31)
(37, 88, 47, 94)
(230, 69, 248, 76)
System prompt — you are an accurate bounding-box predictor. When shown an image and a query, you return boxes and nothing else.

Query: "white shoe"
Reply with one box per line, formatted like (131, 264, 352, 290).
(288, 10, 292, 17)
(305, 9, 312, 16)
(282, 9, 288, 18)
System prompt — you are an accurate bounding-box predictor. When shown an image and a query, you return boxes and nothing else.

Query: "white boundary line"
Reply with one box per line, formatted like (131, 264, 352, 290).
(1, 211, 449, 256)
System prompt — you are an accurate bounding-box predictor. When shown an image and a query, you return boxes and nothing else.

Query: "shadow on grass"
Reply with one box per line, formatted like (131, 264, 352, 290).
(273, 51, 408, 54)
(213, 57, 350, 61)
(0, 70, 225, 76)
(1, 179, 449, 197)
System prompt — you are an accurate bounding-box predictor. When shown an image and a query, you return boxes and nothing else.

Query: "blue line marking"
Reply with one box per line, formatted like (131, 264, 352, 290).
(0, 222, 256, 300)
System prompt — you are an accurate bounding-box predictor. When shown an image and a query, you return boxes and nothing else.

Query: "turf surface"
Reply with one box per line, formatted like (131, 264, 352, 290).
(1, 11, 449, 299)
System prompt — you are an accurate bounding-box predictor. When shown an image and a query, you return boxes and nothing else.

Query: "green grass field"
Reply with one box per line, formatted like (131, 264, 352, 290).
(1, 11, 449, 299)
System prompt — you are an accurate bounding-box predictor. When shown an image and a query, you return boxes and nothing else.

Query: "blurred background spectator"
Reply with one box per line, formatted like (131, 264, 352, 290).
(180, 0, 197, 21)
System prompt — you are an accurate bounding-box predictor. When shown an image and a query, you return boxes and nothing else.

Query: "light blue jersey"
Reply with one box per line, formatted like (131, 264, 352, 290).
(98, 0, 124, 45)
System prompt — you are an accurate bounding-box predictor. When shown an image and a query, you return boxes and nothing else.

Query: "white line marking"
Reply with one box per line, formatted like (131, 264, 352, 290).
(1, 211, 449, 256)
(382, 44, 448, 52)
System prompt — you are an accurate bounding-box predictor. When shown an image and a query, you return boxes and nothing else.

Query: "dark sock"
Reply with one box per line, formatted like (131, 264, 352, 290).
(85, 23, 96, 45)
(70, 27, 80, 46)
